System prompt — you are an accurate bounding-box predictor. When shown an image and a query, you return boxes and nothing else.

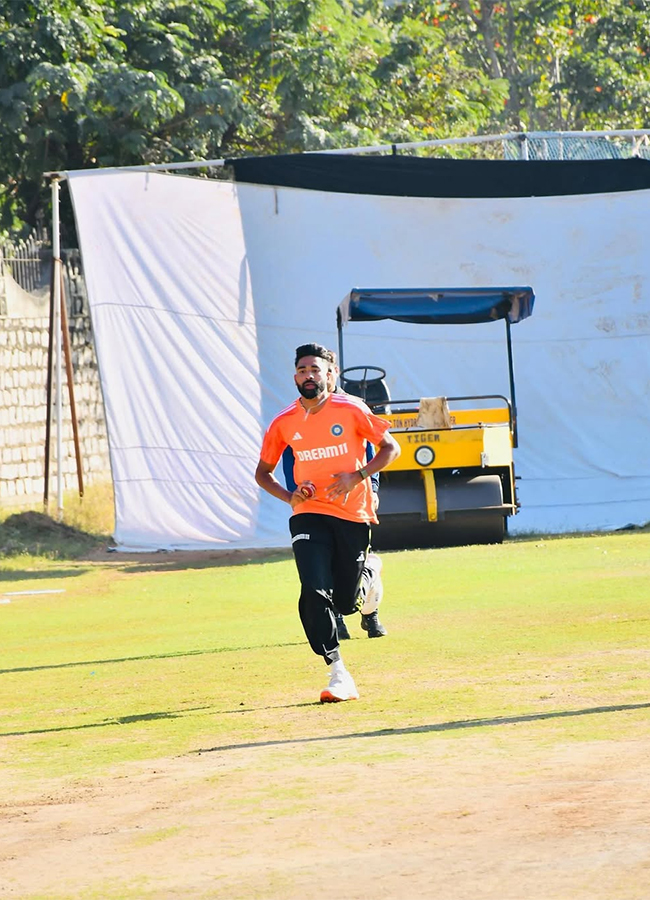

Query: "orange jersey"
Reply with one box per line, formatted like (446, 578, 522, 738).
(260, 393, 392, 524)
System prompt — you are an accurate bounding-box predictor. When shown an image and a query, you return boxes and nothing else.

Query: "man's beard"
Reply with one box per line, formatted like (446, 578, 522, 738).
(297, 379, 326, 400)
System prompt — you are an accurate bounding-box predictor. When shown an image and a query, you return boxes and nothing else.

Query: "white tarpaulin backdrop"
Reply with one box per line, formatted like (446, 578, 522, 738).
(67, 169, 650, 550)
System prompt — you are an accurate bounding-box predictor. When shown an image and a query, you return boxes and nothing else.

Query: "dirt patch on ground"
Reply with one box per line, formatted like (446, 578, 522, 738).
(0, 511, 101, 557)
(0, 511, 292, 567)
(2, 731, 649, 899)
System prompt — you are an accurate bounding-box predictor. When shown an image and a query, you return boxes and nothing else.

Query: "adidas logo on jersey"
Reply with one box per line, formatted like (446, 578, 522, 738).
(292, 432, 303, 440)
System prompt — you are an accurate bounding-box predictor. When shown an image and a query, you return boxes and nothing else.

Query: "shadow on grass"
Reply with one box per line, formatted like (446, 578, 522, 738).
(3, 525, 649, 575)
(0, 641, 306, 675)
(0, 568, 92, 583)
(104, 547, 293, 574)
(2, 705, 217, 737)
(506, 523, 650, 544)
(97, 527, 650, 570)
(1, 549, 293, 578)
(196, 700, 650, 754)
(3, 702, 316, 738)
(5, 699, 650, 741)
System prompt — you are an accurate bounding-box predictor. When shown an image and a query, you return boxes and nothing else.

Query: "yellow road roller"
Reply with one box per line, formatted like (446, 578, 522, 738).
(336, 286, 535, 548)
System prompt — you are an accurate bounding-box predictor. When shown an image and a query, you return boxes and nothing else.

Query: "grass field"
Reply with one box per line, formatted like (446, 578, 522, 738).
(2, 520, 650, 898)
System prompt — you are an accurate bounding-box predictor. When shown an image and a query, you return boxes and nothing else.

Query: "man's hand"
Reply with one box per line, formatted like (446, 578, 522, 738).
(326, 470, 360, 501)
(290, 489, 309, 509)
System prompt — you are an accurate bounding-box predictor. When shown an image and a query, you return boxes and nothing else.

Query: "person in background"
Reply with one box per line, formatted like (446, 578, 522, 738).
(255, 342, 400, 702)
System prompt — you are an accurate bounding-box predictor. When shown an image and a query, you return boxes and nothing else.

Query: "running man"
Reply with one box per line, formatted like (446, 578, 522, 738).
(280, 352, 386, 639)
(255, 342, 400, 702)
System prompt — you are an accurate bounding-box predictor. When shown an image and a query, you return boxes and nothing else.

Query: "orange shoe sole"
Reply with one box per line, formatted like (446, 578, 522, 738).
(320, 690, 359, 703)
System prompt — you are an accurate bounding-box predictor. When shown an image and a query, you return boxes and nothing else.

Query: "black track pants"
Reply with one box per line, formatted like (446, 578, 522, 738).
(289, 513, 371, 664)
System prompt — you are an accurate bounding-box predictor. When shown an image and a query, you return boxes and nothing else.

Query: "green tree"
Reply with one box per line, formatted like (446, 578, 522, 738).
(378, 1, 508, 145)
(412, 0, 650, 131)
(0, 0, 114, 233)
(0, 0, 245, 235)
(562, 0, 650, 129)
(0, 0, 508, 236)
(211, 0, 505, 151)
(1, 0, 647, 239)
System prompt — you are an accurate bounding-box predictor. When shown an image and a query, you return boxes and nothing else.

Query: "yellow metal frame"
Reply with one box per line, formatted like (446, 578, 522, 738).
(374, 402, 517, 523)
(422, 468, 438, 521)
(381, 421, 513, 473)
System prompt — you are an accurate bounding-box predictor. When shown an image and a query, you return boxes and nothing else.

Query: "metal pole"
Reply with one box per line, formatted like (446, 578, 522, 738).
(41, 129, 650, 178)
(505, 316, 518, 448)
(43, 240, 56, 513)
(519, 133, 529, 160)
(337, 311, 345, 374)
(51, 178, 64, 520)
(41, 129, 650, 179)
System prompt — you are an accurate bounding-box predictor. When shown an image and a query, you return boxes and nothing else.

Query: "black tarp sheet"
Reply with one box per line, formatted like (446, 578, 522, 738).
(229, 154, 650, 198)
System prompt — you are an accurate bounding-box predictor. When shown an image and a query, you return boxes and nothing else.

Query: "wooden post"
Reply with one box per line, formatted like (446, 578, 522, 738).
(59, 263, 84, 498)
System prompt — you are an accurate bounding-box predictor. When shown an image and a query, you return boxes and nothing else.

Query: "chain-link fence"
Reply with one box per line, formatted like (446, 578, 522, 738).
(321, 129, 650, 162)
(0, 231, 88, 318)
(501, 132, 650, 161)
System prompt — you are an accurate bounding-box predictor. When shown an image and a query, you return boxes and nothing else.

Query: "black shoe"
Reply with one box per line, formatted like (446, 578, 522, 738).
(361, 611, 387, 638)
(335, 612, 351, 640)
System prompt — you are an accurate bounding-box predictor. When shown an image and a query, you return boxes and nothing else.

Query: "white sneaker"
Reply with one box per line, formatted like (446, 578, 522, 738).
(320, 667, 359, 703)
(361, 552, 383, 615)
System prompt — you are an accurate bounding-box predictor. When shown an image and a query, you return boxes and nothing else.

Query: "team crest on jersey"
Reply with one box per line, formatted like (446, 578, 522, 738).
(331, 423, 344, 436)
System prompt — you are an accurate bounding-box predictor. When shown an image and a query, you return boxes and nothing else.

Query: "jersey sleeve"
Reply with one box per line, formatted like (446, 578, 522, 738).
(353, 404, 392, 445)
(259, 418, 288, 468)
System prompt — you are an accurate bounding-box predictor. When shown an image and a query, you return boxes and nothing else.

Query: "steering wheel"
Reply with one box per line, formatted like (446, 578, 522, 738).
(340, 365, 387, 386)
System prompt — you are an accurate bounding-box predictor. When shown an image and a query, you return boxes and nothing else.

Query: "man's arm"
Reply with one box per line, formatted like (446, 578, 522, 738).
(255, 459, 305, 509)
(365, 442, 380, 493)
(362, 432, 400, 479)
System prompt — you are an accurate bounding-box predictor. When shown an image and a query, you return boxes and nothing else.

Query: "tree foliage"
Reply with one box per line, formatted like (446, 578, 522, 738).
(407, 0, 650, 130)
(0, 0, 647, 237)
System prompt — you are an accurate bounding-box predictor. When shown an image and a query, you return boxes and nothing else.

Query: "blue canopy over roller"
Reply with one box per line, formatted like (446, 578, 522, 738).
(336, 286, 535, 447)
(337, 286, 535, 328)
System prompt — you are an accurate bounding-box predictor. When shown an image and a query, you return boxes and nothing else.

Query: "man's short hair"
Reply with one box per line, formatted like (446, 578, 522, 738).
(294, 343, 336, 367)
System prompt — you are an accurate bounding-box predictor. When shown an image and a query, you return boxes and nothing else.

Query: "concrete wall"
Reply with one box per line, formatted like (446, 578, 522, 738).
(0, 263, 111, 508)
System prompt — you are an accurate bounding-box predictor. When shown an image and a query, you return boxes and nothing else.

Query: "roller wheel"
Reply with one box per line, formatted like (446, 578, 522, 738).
(372, 514, 506, 550)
